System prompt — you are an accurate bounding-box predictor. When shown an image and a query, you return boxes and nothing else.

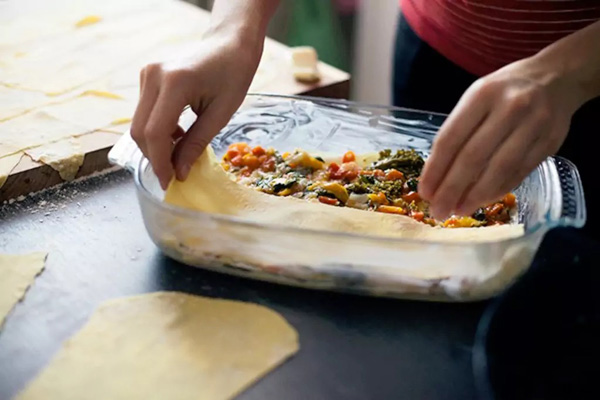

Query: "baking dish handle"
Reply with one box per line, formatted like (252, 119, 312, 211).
(552, 156, 586, 228)
(107, 130, 143, 173)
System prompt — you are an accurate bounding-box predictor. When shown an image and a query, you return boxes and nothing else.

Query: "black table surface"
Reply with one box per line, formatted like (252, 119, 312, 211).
(0, 170, 593, 400)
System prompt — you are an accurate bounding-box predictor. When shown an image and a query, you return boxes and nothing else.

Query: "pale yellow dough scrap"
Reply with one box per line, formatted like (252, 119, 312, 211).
(0, 111, 90, 157)
(291, 46, 321, 83)
(0, 252, 47, 327)
(39, 89, 138, 132)
(17, 292, 299, 400)
(165, 147, 524, 243)
(0, 152, 23, 188)
(0, 1, 210, 95)
(74, 15, 102, 28)
(25, 138, 84, 180)
(0, 86, 69, 122)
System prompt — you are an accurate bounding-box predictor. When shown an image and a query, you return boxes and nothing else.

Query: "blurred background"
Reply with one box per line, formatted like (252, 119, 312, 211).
(189, 0, 399, 104)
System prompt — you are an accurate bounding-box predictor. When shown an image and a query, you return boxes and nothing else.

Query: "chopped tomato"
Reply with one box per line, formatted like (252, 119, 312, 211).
(343, 170, 359, 181)
(377, 205, 407, 215)
(443, 217, 481, 228)
(328, 162, 345, 180)
(252, 146, 266, 156)
(318, 196, 339, 206)
(261, 159, 276, 172)
(342, 151, 356, 163)
(230, 155, 243, 167)
(402, 191, 421, 203)
(241, 153, 261, 169)
(410, 211, 425, 221)
(443, 218, 460, 228)
(486, 203, 504, 217)
(240, 166, 252, 176)
(329, 171, 343, 180)
(503, 193, 516, 208)
(225, 148, 239, 161)
(228, 142, 250, 155)
(385, 169, 404, 181)
(335, 162, 360, 181)
(258, 154, 268, 163)
(362, 169, 384, 177)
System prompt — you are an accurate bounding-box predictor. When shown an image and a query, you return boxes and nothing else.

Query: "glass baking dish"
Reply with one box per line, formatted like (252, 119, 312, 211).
(109, 94, 586, 301)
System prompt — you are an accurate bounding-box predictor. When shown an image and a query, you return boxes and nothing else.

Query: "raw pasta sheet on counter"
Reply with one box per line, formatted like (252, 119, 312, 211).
(16, 292, 299, 400)
(0, 252, 46, 327)
(0, 0, 304, 188)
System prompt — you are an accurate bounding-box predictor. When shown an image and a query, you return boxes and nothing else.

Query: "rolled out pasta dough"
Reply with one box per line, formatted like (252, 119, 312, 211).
(0, 252, 46, 327)
(0, 152, 23, 188)
(17, 292, 299, 400)
(165, 146, 524, 243)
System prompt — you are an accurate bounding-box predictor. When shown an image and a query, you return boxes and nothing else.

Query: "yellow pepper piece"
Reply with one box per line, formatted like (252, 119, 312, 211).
(277, 188, 293, 196)
(320, 182, 349, 203)
(368, 192, 389, 205)
(443, 216, 479, 228)
(377, 205, 406, 215)
(288, 151, 324, 170)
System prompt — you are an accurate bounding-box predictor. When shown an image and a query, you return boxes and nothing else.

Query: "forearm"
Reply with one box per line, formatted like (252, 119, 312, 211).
(208, 0, 280, 46)
(534, 20, 600, 106)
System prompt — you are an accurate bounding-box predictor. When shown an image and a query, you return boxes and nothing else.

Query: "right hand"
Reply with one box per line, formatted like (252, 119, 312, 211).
(131, 32, 262, 189)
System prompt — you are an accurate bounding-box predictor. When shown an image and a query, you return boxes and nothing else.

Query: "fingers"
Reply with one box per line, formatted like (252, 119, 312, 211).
(454, 116, 547, 216)
(419, 81, 490, 201)
(172, 125, 185, 141)
(144, 87, 187, 189)
(426, 104, 522, 219)
(172, 102, 229, 181)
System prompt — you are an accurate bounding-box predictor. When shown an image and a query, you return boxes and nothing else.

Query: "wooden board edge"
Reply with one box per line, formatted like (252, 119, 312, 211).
(0, 143, 117, 202)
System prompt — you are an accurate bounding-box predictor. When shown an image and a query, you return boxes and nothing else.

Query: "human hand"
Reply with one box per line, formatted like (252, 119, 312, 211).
(131, 32, 262, 189)
(418, 57, 586, 219)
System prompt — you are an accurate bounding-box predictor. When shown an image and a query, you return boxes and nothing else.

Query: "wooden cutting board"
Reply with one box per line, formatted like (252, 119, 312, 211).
(0, 0, 349, 201)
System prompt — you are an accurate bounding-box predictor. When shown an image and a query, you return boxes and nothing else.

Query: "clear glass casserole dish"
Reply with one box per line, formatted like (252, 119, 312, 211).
(109, 94, 586, 301)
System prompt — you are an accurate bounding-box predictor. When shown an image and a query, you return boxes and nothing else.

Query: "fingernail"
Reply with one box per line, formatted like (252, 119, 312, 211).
(177, 164, 191, 181)
(160, 179, 168, 191)
(160, 171, 174, 190)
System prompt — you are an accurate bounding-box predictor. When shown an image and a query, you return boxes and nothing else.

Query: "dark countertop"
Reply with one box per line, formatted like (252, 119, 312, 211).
(0, 170, 595, 400)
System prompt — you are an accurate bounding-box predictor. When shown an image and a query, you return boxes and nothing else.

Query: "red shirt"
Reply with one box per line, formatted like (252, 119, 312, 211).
(401, 0, 600, 76)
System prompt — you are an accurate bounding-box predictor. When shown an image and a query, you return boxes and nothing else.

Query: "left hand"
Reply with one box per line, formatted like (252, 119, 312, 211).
(418, 57, 586, 219)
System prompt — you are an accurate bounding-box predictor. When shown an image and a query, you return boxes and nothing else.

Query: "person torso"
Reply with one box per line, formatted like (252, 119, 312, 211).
(400, 0, 600, 76)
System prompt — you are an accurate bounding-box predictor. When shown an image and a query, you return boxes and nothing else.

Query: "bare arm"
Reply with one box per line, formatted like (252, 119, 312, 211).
(538, 20, 600, 104)
(131, 0, 280, 189)
(419, 20, 600, 219)
(210, 0, 280, 40)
